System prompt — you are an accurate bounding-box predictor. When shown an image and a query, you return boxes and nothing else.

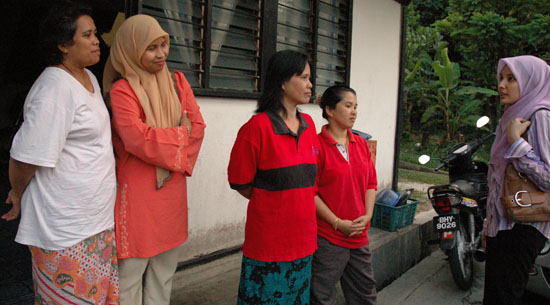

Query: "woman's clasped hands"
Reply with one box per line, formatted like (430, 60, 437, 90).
(338, 215, 371, 237)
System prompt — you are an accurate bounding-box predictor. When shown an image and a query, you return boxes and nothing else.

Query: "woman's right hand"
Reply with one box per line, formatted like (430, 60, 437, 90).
(506, 118, 530, 145)
(2, 189, 22, 221)
(181, 110, 192, 136)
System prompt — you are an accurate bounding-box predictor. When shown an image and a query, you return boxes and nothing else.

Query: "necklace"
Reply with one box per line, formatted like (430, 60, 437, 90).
(59, 62, 93, 93)
(327, 126, 348, 145)
(61, 62, 80, 78)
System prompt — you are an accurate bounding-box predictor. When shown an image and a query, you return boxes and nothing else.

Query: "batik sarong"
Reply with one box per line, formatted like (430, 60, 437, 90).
(237, 255, 312, 305)
(30, 228, 119, 305)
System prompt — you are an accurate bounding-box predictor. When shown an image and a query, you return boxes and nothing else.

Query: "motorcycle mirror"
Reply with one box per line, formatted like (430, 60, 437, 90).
(418, 154, 431, 165)
(476, 116, 490, 128)
(453, 144, 469, 154)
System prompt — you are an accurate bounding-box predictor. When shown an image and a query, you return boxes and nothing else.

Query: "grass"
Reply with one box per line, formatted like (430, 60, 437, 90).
(398, 188, 432, 213)
(399, 135, 492, 169)
(397, 169, 448, 213)
(394, 133, 493, 215)
(398, 168, 448, 185)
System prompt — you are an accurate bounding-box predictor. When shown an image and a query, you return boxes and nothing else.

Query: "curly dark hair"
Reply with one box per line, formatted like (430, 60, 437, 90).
(319, 85, 356, 120)
(41, 1, 92, 66)
(256, 50, 310, 117)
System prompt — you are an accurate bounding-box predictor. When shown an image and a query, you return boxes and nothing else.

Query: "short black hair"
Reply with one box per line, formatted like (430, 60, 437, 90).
(41, 1, 92, 66)
(256, 50, 309, 117)
(319, 85, 356, 120)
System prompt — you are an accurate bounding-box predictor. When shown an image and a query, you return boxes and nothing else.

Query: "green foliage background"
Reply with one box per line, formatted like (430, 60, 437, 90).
(403, 0, 550, 161)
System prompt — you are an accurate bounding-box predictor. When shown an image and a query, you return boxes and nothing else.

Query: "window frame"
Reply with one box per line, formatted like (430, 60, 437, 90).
(128, 0, 353, 99)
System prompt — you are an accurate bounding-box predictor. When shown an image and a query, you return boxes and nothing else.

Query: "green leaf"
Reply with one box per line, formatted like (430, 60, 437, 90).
(457, 99, 482, 114)
(454, 86, 499, 96)
(432, 48, 460, 89)
(450, 62, 461, 89)
(420, 105, 441, 123)
(405, 60, 422, 82)
(462, 114, 482, 126)
(433, 62, 455, 89)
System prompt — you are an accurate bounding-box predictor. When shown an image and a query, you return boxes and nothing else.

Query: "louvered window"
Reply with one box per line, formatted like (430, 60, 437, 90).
(137, 0, 351, 98)
(276, 0, 351, 95)
(315, 0, 351, 94)
(141, 0, 261, 96)
(276, 0, 313, 55)
(210, 0, 261, 91)
(141, 0, 204, 88)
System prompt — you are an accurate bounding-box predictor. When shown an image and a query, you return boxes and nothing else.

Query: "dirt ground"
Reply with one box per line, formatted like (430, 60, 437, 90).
(397, 180, 434, 213)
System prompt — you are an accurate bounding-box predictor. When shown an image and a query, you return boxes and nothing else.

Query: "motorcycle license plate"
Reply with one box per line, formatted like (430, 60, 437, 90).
(433, 214, 459, 232)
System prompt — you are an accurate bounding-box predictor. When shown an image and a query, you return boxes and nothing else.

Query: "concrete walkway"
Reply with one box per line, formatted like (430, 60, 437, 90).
(0, 212, 34, 305)
(169, 210, 437, 305)
(377, 249, 484, 305)
(0, 209, 437, 305)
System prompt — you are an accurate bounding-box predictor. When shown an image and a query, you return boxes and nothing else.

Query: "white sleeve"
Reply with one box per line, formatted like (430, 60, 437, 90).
(10, 77, 76, 167)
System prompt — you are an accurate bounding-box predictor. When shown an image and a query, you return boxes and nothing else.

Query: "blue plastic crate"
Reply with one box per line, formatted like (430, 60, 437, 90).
(371, 199, 418, 232)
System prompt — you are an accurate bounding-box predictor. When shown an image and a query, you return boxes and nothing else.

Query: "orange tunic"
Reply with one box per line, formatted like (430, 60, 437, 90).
(109, 71, 205, 259)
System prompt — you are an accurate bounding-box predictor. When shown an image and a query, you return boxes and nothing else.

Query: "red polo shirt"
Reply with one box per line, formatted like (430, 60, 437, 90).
(228, 111, 320, 262)
(316, 125, 378, 248)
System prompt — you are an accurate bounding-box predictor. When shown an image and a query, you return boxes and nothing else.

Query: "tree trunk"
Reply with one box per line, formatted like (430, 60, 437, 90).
(445, 109, 451, 141)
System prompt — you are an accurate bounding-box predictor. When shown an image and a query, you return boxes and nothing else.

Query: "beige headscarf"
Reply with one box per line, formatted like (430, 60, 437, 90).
(103, 14, 182, 189)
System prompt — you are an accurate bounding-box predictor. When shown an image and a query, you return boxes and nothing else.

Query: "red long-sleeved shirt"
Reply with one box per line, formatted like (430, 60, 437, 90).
(110, 71, 205, 258)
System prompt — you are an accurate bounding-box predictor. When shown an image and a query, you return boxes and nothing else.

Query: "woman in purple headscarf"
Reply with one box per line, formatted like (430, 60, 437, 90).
(483, 55, 550, 305)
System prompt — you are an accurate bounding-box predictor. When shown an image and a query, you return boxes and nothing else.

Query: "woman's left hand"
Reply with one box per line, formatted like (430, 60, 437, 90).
(180, 110, 192, 136)
(506, 118, 531, 145)
(348, 215, 371, 236)
(2, 190, 22, 221)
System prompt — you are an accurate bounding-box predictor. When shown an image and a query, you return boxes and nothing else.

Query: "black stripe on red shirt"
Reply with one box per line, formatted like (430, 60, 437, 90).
(254, 163, 317, 191)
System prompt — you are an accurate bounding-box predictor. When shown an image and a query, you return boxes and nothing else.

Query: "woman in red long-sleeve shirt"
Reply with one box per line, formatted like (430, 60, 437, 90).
(103, 14, 205, 305)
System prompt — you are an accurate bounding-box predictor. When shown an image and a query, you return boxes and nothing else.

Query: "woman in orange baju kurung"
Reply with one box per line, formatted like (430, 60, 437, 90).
(103, 14, 205, 305)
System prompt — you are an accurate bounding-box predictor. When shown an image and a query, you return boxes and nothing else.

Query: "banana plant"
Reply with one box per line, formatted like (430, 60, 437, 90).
(421, 48, 498, 141)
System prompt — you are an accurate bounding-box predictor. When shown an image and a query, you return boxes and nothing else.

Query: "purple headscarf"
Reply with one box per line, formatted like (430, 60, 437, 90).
(489, 55, 550, 199)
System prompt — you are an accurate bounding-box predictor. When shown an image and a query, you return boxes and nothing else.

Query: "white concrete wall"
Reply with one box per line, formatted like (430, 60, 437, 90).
(349, 0, 402, 190)
(180, 98, 252, 260)
(179, 0, 404, 261)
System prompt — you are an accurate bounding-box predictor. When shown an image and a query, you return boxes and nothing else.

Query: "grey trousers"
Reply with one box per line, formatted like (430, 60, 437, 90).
(310, 235, 377, 305)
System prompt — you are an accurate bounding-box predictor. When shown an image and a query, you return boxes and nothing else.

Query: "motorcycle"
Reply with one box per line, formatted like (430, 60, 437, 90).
(419, 116, 493, 290)
(420, 118, 550, 297)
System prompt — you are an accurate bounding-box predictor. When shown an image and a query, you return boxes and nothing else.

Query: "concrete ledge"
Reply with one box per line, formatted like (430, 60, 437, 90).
(171, 252, 241, 304)
(170, 210, 437, 305)
(372, 210, 437, 287)
(330, 210, 437, 304)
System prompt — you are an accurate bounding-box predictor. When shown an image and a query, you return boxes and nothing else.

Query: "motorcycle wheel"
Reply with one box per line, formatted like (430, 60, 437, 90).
(448, 218, 474, 290)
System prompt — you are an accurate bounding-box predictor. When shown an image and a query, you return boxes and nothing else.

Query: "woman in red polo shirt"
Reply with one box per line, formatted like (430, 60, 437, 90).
(228, 50, 319, 305)
(310, 85, 378, 305)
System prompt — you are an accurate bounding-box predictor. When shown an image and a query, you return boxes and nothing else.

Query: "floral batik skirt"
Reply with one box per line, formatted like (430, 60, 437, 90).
(29, 228, 119, 305)
(237, 255, 312, 305)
